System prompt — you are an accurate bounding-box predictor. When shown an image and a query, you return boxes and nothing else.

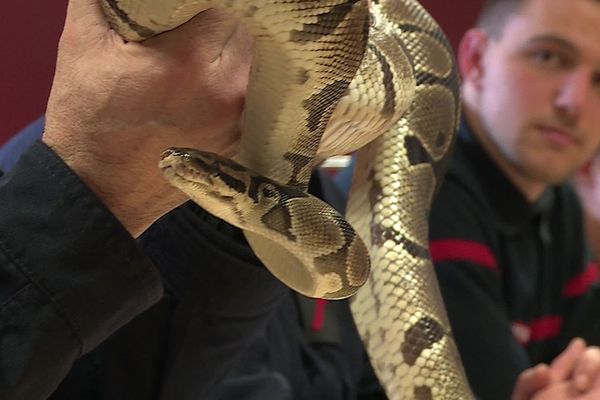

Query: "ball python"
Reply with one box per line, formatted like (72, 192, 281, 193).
(101, 0, 474, 398)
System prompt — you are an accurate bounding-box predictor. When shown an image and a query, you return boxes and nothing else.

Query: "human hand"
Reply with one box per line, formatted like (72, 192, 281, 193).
(559, 341, 600, 393)
(512, 363, 553, 400)
(43, 0, 252, 237)
(512, 338, 600, 400)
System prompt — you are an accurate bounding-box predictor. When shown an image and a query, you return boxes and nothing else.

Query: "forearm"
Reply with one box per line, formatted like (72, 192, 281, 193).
(0, 142, 163, 399)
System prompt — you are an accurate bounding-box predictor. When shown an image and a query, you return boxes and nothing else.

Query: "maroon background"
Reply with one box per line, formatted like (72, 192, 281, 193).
(0, 1, 482, 145)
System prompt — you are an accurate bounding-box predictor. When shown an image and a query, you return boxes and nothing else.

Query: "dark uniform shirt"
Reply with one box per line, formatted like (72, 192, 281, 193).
(429, 122, 600, 400)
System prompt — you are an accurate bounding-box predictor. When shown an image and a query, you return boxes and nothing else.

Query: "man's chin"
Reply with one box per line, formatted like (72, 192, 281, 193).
(529, 166, 573, 187)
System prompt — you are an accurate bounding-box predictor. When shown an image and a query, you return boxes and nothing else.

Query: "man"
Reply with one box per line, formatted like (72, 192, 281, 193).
(427, 0, 600, 398)
(336, 0, 600, 397)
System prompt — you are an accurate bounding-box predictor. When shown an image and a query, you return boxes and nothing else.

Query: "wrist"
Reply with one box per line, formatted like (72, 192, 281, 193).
(43, 136, 185, 237)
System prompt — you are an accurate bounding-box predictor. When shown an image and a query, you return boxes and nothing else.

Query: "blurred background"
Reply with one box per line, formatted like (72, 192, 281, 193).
(0, 1, 483, 146)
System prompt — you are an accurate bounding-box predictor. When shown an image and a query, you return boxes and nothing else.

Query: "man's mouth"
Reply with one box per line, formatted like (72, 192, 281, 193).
(538, 125, 578, 147)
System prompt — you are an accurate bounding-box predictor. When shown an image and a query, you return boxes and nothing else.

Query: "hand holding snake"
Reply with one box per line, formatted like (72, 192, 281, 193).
(43, 0, 252, 237)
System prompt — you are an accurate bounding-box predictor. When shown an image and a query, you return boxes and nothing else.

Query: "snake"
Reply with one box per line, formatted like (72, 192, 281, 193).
(101, 0, 474, 398)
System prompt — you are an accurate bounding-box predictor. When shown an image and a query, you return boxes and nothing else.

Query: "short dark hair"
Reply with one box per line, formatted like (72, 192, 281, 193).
(476, 0, 525, 38)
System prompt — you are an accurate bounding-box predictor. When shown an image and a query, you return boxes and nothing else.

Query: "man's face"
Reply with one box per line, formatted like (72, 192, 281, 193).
(475, 0, 600, 188)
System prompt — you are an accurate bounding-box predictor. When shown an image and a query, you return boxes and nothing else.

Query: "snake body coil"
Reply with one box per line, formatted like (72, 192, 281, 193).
(102, 0, 474, 398)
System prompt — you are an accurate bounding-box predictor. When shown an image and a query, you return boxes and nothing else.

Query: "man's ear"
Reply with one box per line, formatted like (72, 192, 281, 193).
(458, 28, 489, 91)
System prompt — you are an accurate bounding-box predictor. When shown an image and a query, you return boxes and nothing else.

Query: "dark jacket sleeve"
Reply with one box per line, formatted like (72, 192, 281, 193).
(1, 122, 289, 399)
(429, 181, 529, 400)
(138, 202, 288, 400)
(0, 141, 163, 399)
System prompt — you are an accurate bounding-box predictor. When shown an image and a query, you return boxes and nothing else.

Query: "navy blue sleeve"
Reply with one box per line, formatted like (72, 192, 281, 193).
(0, 116, 45, 173)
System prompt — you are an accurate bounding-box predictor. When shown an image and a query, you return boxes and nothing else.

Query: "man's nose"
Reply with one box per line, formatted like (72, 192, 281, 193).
(554, 69, 592, 123)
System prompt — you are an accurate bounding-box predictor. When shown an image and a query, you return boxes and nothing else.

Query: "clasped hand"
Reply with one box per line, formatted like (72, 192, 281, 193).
(513, 338, 600, 400)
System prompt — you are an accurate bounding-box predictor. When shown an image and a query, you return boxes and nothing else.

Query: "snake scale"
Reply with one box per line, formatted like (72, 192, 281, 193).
(101, 0, 474, 398)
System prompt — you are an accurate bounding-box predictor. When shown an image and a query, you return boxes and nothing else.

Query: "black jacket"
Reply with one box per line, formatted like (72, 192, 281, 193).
(429, 122, 600, 399)
(0, 141, 286, 399)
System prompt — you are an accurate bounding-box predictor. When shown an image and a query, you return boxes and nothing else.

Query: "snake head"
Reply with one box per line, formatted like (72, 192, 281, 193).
(159, 148, 250, 198)
(160, 148, 214, 188)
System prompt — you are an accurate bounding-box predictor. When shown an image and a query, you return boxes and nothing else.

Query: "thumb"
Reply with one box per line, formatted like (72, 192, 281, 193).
(62, 0, 110, 41)
(572, 346, 600, 392)
(551, 338, 587, 381)
(512, 364, 552, 400)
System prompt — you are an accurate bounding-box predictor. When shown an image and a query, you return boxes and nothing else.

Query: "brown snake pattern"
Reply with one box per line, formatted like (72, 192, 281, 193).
(101, 0, 474, 398)
(347, 2, 473, 398)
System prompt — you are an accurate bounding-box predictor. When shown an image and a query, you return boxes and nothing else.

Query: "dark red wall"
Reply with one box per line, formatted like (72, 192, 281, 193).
(0, 1, 481, 146)
(0, 1, 68, 145)
(421, 1, 482, 50)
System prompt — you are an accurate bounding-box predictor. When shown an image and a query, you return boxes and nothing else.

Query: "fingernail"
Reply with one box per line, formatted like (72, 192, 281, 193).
(570, 337, 584, 349)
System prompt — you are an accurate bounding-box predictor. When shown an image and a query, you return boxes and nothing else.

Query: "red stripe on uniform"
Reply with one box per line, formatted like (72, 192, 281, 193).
(430, 239, 498, 270)
(512, 315, 564, 345)
(563, 262, 600, 298)
(311, 299, 328, 332)
(530, 315, 563, 341)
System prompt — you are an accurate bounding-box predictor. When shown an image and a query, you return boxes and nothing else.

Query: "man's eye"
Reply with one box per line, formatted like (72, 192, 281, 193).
(529, 49, 567, 68)
(532, 50, 557, 63)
